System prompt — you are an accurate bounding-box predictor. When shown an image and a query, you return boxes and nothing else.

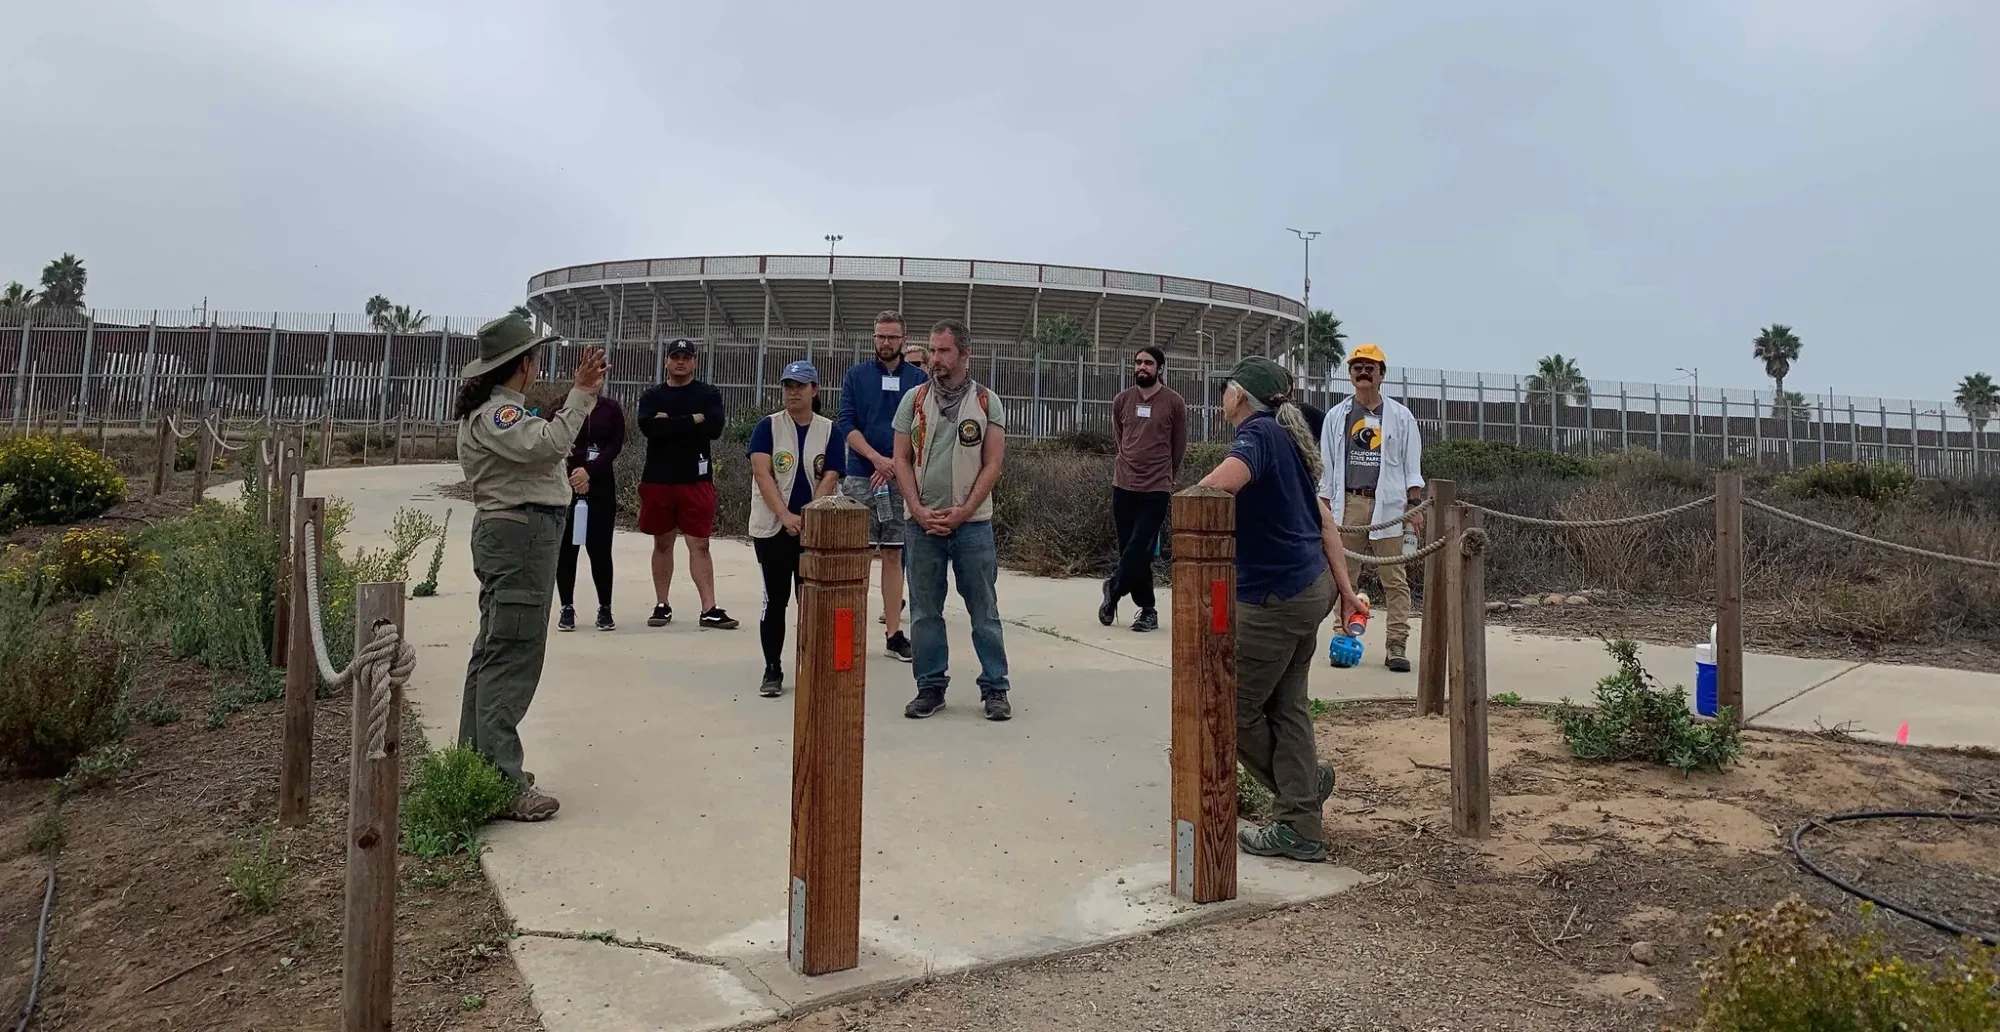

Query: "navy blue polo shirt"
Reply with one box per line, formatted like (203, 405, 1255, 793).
(834, 359, 927, 477)
(1226, 411, 1326, 605)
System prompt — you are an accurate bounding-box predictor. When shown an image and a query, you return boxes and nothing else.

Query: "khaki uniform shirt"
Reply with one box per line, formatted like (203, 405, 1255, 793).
(458, 385, 598, 511)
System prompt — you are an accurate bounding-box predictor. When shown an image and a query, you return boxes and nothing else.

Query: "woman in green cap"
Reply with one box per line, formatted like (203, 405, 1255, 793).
(453, 314, 608, 822)
(1198, 355, 1364, 862)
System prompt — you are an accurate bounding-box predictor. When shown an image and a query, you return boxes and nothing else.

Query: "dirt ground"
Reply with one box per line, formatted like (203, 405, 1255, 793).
(769, 703, 2000, 1032)
(0, 651, 540, 1031)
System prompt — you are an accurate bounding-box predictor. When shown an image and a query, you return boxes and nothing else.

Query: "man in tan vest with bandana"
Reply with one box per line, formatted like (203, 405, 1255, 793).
(891, 319, 1012, 721)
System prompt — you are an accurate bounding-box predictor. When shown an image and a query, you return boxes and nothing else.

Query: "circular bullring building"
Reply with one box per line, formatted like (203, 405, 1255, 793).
(520, 254, 1304, 437)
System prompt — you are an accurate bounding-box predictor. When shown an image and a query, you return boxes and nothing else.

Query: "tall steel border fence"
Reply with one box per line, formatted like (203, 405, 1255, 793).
(2, 308, 1990, 475)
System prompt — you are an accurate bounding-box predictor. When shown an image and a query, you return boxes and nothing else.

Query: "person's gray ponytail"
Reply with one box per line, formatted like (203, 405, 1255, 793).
(1230, 380, 1325, 484)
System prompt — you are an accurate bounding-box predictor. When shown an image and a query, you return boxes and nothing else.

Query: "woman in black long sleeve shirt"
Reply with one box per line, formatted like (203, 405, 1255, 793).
(557, 393, 626, 631)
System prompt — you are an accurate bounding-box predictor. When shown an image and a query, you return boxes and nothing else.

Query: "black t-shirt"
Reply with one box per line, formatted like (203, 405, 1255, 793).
(635, 380, 725, 484)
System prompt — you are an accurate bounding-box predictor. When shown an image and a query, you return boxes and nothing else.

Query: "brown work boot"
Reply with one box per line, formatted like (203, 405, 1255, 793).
(1385, 641, 1412, 673)
(501, 784, 560, 822)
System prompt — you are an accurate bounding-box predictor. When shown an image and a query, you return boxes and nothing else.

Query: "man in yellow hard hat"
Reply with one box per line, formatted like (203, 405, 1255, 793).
(1316, 342, 1426, 672)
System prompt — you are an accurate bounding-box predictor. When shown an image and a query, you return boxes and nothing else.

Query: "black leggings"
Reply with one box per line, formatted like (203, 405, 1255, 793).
(754, 532, 804, 668)
(557, 493, 616, 609)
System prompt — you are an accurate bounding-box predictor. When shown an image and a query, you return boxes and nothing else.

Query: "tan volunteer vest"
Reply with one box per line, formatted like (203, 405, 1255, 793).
(747, 411, 834, 538)
(910, 382, 994, 523)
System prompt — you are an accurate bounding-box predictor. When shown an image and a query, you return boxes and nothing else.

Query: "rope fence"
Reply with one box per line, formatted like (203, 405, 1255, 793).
(299, 515, 418, 758)
(1331, 495, 1434, 535)
(1745, 498, 2000, 571)
(1465, 493, 1717, 529)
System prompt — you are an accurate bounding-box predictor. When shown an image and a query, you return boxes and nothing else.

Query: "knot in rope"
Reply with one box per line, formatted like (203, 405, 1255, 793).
(1460, 526, 1490, 557)
(299, 518, 418, 758)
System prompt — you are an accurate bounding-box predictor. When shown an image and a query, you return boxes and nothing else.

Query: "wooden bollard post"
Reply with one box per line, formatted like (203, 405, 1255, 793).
(1714, 472, 1744, 716)
(271, 437, 302, 669)
(1170, 486, 1237, 904)
(1417, 479, 1456, 716)
(151, 416, 173, 495)
(343, 581, 404, 1032)
(190, 415, 215, 506)
(393, 414, 405, 464)
(1449, 506, 1489, 837)
(789, 495, 869, 976)
(280, 496, 322, 826)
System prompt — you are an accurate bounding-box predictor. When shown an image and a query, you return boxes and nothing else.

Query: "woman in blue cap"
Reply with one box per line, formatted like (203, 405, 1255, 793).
(1199, 355, 1365, 863)
(746, 360, 845, 696)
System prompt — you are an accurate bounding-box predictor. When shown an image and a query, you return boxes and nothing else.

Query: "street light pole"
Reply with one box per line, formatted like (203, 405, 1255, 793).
(1287, 227, 1320, 398)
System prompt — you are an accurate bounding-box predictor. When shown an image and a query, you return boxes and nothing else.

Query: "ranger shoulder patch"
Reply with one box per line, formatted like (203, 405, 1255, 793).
(492, 404, 524, 430)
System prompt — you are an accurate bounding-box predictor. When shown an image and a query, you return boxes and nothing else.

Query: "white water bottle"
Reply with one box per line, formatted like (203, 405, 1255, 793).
(571, 498, 589, 546)
(1402, 529, 1418, 555)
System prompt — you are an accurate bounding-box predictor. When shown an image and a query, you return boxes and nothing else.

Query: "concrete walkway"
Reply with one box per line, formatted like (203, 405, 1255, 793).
(272, 466, 1998, 1031)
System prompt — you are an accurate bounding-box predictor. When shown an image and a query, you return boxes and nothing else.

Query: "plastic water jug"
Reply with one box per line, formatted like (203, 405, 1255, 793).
(1329, 635, 1364, 668)
(1693, 623, 1717, 718)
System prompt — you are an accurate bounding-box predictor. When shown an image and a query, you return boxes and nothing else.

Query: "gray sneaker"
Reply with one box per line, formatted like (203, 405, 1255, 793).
(501, 785, 560, 822)
(1237, 822, 1326, 862)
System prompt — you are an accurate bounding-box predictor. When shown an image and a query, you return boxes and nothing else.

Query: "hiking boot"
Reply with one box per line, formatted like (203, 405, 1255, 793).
(905, 687, 946, 719)
(981, 689, 1012, 722)
(759, 664, 784, 698)
(1385, 641, 1411, 673)
(700, 607, 739, 630)
(596, 606, 615, 631)
(500, 785, 560, 822)
(1131, 608, 1158, 633)
(1237, 822, 1326, 862)
(885, 631, 912, 662)
(1316, 762, 1336, 807)
(647, 603, 672, 627)
(556, 605, 576, 632)
(1098, 579, 1118, 626)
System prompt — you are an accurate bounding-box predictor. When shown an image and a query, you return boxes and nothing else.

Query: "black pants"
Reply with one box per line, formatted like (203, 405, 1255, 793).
(557, 492, 616, 609)
(1108, 487, 1170, 611)
(754, 532, 804, 669)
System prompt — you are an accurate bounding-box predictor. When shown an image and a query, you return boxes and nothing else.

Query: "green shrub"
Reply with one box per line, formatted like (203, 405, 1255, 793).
(0, 434, 126, 527)
(1423, 438, 1593, 482)
(225, 830, 290, 915)
(20, 797, 66, 856)
(0, 526, 155, 601)
(402, 745, 517, 858)
(1778, 460, 1914, 503)
(1236, 765, 1274, 822)
(1697, 895, 2000, 1030)
(0, 618, 136, 776)
(135, 698, 181, 726)
(60, 742, 135, 792)
(130, 498, 280, 671)
(1592, 447, 1712, 492)
(1552, 639, 1742, 773)
(411, 509, 451, 597)
(348, 507, 440, 587)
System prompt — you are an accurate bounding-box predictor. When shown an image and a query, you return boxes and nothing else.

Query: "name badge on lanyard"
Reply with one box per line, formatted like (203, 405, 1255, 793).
(586, 445, 600, 462)
(1136, 404, 1153, 418)
(882, 376, 901, 392)
(698, 457, 710, 475)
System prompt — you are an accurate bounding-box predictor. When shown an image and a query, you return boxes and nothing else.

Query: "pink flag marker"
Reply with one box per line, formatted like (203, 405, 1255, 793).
(1896, 721, 1910, 745)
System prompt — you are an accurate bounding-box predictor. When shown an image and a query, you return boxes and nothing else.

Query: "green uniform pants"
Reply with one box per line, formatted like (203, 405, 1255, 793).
(1235, 570, 1335, 842)
(460, 507, 563, 786)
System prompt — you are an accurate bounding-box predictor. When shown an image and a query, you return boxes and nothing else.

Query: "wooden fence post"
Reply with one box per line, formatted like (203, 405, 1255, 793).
(1417, 479, 1457, 716)
(393, 414, 405, 464)
(343, 581, 404, 1032)
(789, 495, 869, 976)
(280, 496, 322, 827)
(1170, 486, 1237, 904)
(151, 416, 173, 495)
(1450, 506, 1489, 837)
(1714, 472, 1744, 716)
(190, 414, 215, 506)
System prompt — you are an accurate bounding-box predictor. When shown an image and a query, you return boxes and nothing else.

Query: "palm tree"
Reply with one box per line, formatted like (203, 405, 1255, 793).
(509, 304, 533, 323)
(37, 254, 86, 311)
(1029, 313, 1090, 430)
(384, 304, 430, 333)
(366, 294, 393, 331)
(1957, 372, 1998, 435)
(1305, 309, 1347, 367)
(1525, 354, 1586, 409)
(1771, 390, 1809, 419)
(1752, 323, 1803, 406)
(1, 282, 34, 309)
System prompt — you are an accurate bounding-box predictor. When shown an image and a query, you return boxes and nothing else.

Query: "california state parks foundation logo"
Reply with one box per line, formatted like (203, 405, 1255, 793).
(956, 419, 983, 446)
(812, 453, 825, 477)
(774, 452, 796, 475)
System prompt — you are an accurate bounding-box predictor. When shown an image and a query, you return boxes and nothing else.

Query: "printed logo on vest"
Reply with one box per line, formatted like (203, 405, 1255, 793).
(774, 452, 796, 474)
(956, 419, 983, 447)
(492, 405, 524, 430)
(812, 453, 825, 477)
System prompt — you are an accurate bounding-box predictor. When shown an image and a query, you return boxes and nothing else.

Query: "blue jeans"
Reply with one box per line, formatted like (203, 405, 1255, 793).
(906, 519, 1009, 695)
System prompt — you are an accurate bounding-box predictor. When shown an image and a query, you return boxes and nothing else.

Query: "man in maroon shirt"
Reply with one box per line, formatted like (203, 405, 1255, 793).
(1100, 346, 1187, 632)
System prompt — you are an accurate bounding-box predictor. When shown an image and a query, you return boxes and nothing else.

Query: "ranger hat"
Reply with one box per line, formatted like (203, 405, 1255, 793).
(1211, 355, 1293, 408)
(462, 314, 558, 378)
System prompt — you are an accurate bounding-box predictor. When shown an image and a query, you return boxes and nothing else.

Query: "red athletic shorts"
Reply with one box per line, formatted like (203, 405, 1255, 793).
(637, 482, 717, 538)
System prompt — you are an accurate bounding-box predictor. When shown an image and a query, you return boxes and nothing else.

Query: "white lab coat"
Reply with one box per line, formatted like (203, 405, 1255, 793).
(1318, 395, 1426, 540)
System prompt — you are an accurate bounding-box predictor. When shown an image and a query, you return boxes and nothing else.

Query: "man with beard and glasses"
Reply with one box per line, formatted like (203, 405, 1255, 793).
(1317, 343, 1425, 672)
(835, 310, 928, 660)
(1099, 345, 1186, 632)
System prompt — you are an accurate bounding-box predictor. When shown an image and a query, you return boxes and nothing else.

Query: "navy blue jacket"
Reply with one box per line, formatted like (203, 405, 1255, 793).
(833, 358, 927, 477)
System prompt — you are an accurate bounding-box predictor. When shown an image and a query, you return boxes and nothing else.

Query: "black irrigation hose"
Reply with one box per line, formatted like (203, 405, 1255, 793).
(1787, 809, 2000, 947)
(14, 857, 56, 1032)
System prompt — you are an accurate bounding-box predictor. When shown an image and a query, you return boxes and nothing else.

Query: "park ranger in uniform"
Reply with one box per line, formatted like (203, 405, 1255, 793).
(453, 315, 608, 821)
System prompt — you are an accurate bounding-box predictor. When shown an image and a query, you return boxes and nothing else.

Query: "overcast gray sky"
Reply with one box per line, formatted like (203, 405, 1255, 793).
(3, 0, 1994, 401)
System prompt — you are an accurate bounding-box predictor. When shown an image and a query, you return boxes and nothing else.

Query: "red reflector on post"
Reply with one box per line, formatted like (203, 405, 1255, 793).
(832, 608, 854, 670)
(1210, 580, 1227, 633)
